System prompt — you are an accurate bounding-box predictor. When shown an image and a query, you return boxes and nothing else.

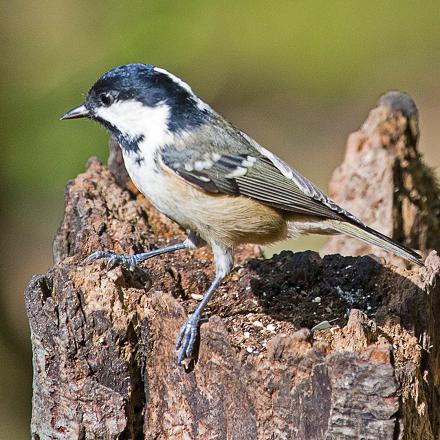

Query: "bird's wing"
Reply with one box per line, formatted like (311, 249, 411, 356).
(160, 134, 361, 224)
(160, 131, 423, 266)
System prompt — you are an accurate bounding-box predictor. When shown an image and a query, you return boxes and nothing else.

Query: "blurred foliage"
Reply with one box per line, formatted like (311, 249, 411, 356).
(0, 1, 439, 438)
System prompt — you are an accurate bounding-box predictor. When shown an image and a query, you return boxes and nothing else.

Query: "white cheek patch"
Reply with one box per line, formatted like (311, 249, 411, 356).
(96, 100, 172, 146)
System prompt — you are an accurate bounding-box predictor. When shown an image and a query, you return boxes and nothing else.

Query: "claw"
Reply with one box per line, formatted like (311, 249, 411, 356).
(185, 329, 198, 358)
(106, 256, 117, 271)
(176, 314, 201, 365)
(84, 251, 138, 270)
(175, 324, 186, 350)
(84, 251, 107, 264)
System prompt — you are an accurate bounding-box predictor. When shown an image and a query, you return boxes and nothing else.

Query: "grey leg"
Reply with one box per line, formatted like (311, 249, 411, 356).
(175, 274, 224, 365)
(85, 242, 188, 269)
(85, 231, 206, 269)
(175, 243, 233, 365)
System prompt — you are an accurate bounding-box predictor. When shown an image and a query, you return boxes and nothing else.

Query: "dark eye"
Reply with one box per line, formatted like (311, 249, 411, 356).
(99, 93, 114, 106)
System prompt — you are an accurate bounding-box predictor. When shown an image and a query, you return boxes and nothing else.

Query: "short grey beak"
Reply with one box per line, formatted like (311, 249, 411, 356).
(60, 104, 89, 120)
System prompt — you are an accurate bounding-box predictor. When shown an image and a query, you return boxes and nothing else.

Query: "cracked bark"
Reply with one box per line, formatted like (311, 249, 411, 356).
(26, 92, 440, 439)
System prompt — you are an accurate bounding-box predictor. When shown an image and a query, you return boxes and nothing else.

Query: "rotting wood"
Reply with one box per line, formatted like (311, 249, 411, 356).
(26, 92, 440, 439)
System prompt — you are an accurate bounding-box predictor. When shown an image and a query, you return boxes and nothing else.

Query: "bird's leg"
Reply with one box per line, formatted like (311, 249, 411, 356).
(175, 243, 233, 365)
(85, 242, 188, 269)
(85, 231, 205, 270)
(175, 274, 224, 365)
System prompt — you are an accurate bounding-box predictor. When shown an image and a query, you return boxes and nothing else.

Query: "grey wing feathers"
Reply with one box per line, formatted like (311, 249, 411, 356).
(165, 152, 243, 194)
(236, 158, 347, 219)
(161, 141, 358, 223)
(238, 132, 362, 223)
(160, 131, 423, 266)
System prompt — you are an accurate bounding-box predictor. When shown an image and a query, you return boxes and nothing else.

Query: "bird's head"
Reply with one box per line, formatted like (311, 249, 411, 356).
(61, 64, 210, 148)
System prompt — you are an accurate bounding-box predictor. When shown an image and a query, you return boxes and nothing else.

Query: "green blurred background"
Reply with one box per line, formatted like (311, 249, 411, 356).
(1, 1, 439, 437)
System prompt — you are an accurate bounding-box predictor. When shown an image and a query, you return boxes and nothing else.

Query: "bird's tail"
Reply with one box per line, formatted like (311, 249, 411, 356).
(330, 220, 423, 266)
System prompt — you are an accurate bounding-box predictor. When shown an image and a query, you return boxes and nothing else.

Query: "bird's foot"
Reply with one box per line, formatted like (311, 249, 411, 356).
(176, 313, 201, 365)
(84, 251, 140, 271)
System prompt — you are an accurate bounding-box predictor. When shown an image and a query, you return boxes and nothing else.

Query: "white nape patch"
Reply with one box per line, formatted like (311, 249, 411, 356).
(154, 67, 194, 95)
(225, 166, 247, 178)
(95, 99, 172, 147)
(153, 66, 212, 112)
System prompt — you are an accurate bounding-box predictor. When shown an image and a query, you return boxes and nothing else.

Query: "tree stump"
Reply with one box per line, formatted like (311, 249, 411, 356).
(26, 92, 440, 439)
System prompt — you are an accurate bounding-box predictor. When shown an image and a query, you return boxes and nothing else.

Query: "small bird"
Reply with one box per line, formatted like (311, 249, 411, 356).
(61, 64, 423, 365)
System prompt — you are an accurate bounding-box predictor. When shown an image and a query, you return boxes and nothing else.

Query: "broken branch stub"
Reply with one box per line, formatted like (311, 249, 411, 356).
(322, 91, 440, 265)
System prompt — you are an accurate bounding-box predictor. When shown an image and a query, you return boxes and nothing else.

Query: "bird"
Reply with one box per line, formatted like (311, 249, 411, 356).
(61, 64, 423, 365)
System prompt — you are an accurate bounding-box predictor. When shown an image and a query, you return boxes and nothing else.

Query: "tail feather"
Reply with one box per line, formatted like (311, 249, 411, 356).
(330, 221, 423, 266)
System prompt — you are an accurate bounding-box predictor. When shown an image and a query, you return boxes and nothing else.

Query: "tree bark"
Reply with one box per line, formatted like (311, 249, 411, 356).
(26, 92, 440, 439)
(322, 91, 440, 264)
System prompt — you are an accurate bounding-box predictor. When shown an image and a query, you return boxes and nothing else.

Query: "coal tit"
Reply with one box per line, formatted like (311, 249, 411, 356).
(62, 64, 423, 365)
